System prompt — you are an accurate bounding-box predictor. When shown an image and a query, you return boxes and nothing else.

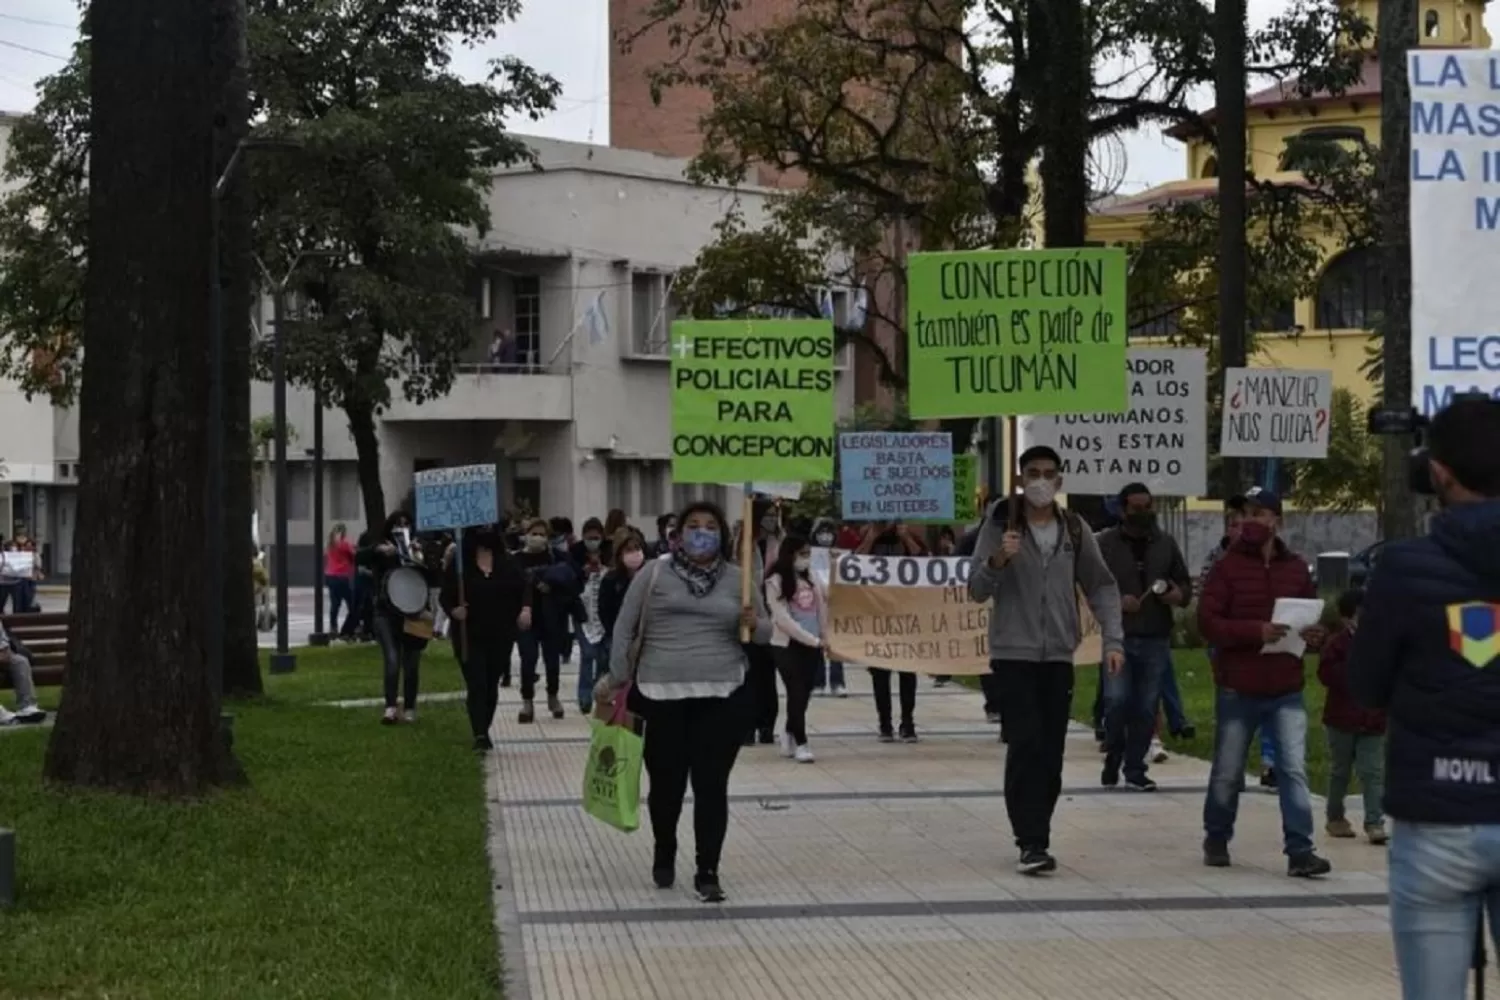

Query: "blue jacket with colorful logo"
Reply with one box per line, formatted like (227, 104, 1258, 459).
(1351, 499, 1500, 824)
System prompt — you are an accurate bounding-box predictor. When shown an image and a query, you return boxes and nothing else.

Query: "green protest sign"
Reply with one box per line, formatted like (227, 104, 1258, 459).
(912, 453, 976, 524)
(905, 248, 1129, 419)
(670, 318, 836, 484)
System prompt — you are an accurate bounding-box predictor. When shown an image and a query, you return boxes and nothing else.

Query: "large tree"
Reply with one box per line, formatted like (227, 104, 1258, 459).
(44, 0, 239, 793)
(627, 0, 1369, 385)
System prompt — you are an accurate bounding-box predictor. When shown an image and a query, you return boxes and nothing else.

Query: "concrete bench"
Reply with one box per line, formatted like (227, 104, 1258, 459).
(1, 612, 67, 688)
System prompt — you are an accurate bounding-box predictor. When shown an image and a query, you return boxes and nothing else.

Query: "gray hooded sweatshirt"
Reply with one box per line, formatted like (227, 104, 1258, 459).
(966, 499, 1125, 665)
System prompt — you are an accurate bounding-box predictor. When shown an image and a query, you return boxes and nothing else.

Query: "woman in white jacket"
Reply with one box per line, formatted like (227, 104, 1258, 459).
(764, 534, 828, 763)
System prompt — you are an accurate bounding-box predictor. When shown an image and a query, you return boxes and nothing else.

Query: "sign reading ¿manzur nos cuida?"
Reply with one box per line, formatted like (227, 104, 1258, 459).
(1219, 367, 1332, 460)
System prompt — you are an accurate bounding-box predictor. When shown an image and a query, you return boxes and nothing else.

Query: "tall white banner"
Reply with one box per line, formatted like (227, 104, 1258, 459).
(1019, 348, 1207, 496)
(1410, 50, 1500, 415)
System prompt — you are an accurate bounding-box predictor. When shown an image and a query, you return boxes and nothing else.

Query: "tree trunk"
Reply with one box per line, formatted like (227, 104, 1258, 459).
(346, 400, 387, 536)
(1214, 0, 1250, 497)
(1032, 0, 1090, 248)
(213, 0, 261, 697)
(45, 0, 238, 794)
(1378, 0, 1418, 541)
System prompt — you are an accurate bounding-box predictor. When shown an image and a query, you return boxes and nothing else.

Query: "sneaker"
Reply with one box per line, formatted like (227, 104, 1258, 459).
(1260, 767, 1278, 790)
(1173, 723, 1197, 740)
(934, 677, 949, 688)
(899, 724, 918, 743)
(757, 729, 776, 745)
(1203, 838, 1231, 867)
(742, 732, 757, 747)
(1150, 739, 1169, 764)
(1366, 823, 1389, 845)
(1017, 849, 1057, 876)
(1288, 852, 1332, 878)
(518, 700, 535, 724)
(779, 731, 796, 759)
(1125, 775, 1158, 792)
(694, 872, 726, 903)
(402, 709, 417, 724)
(381, 707, 400, 725)
(985, 711, 1001, 725)
(13, 704, 46, 725)
(499, 675, 512, 688)
(473, 735, 493, 752)
(1101, 753, 1121, 788)
(794, 744, 815, 764)
(547, 695, 565, 720)
(0, 706, 15, 727)
(1326, 818, 1356, 839)
(653, 844, 675, 889)
(878, 727, 896, 743)
(832, 685, 848, 698)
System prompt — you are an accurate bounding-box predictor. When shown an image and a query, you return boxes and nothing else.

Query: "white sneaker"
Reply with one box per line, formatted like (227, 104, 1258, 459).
(832, 685, 848, 698)
(403, 709, 417, 724)
(1151, 739, 1169, 764)
(779, 731, 796, 758)
(0, 705, 15, 726)
(794, 744, 815, 763)
(13, 704, 46, 724)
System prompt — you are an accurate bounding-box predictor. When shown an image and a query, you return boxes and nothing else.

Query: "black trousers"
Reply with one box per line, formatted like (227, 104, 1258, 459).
(773, 643, 820, 745)
(992, 660, 1075, 851)
(460, 634, 514, 738)
(869, 668, 917, 730)
(373, 615, 423, 710)
(745, 643, 779, 736)
(630, 684, 750, 876)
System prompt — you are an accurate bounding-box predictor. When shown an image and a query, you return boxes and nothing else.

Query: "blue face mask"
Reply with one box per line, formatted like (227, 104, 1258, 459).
(682, 527, 720, 559)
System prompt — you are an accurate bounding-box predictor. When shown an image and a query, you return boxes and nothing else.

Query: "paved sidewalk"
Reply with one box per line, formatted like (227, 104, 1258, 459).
(482, 668, 1476, 999)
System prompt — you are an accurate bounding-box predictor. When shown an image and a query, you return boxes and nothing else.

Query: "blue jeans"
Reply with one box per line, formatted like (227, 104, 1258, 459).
(1210, 647, 1276, 766)
(327, 575, 353, 634)
(1389, 820, 1500, 999)
(1104, 636, 1168, 780)
(814, 658, 846, 690)
(1203, 689, 1315, 855)
(575, 631, 604, 711)
(517, 626, 561, 701)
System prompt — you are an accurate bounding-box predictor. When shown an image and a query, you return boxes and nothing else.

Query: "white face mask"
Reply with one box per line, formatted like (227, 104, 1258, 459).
(794, 557, 811, 573)
(622, 551, 645, 570)
(1024, 479, 1058, 509)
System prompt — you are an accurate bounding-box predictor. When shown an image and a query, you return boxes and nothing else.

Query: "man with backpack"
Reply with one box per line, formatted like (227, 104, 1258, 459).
(968, 445, 1125, 875)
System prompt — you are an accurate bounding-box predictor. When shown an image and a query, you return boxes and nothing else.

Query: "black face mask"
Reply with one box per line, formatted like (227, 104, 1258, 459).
(1124, 511, 1156, 533)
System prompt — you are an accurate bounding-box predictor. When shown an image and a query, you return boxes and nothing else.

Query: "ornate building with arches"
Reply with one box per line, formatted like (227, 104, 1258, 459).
(1085, 0, 1490, 408)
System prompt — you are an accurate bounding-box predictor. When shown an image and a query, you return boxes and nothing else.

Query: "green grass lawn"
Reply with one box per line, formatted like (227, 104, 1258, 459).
(2, 644, 500, 1000)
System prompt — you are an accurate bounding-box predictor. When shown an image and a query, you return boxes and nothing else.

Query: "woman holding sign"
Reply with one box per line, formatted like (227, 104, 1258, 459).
(441, 526, 528, 751)
(765, 535, 827, 763)
(595, 500, 772, 903)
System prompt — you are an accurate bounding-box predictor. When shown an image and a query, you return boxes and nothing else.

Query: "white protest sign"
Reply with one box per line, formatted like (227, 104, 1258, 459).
(1219, 367, 1332, 459)
(1020, 348, 1207, 496)
(1409, 51, 1500, 415)
(720, 482, 804, 500)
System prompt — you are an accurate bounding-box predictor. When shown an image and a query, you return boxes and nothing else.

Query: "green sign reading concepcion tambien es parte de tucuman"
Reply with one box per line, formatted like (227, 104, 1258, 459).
(905, 248, 1130, 419)
(669, 318, 837, 484)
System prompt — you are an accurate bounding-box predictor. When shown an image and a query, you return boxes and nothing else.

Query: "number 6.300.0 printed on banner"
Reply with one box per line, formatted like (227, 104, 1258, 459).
(834, 554, 973, 589)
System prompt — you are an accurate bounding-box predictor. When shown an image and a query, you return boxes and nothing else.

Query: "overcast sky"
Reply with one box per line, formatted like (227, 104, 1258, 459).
(2, 0, 1494, 194)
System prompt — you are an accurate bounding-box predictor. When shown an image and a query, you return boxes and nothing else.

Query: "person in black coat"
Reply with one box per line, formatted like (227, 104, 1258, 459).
(359, 510, 437, 724)
(514, 517, 580, 722)
(598, 530, 649, 652)
(441, 526, 529, 751)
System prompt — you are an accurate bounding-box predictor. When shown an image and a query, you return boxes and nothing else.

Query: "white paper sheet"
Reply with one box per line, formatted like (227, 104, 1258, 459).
(0, 551, 35, 578)
(1260, 597, 1325, 657)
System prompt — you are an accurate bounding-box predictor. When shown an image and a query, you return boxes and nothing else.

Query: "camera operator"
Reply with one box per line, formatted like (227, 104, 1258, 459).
(1350, 396, 1500, 1000)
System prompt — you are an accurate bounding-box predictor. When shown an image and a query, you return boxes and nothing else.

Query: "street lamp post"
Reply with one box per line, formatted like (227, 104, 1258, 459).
(268, 284, 294, 675)
(308, 393, 329, 646)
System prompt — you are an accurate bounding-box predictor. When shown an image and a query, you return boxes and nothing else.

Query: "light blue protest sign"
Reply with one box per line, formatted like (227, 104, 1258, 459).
(839, 432, 954, 521)
(414, 464, 499, 532)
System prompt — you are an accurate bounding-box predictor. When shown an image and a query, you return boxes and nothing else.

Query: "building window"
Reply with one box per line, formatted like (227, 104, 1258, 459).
(289, 464, 313, 521)
(1315, 247, 1383, 330)
(1425, 8, 1440, 37)
(1463, 12, 1474, 41)
(607, 460, 632, 514)
(1200, 155, 1218, 178)
(1251, 297, 1297, 333)
(1279, 126, 1367, 173)
(631, 272, 676, 354)
(331, 462, 363, 523)
(638, 462, 666, 518)
(513, 275, 540, 368)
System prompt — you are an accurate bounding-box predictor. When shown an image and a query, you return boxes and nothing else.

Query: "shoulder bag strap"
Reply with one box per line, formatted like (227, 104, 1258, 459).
(626, 561, 664, 679)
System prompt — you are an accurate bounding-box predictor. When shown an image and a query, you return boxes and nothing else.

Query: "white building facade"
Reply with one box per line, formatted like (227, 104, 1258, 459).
(0, 125, 855, 582)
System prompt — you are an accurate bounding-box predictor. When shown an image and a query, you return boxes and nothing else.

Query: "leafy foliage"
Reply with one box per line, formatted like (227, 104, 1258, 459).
(1288, 387, 1382, 512)
(0, 0, 560, 524)
(622, 0, 1372, 387)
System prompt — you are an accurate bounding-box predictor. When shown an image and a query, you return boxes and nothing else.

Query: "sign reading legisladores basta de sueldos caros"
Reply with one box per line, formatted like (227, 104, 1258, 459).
(670, 319, 836, 484)
(1408, 50, 1500, 416)
(839, 431, 955, 522)
(904, 247, 1130, 419)
(1020, 348, 1208, 497)
(413, 463, 500, 532)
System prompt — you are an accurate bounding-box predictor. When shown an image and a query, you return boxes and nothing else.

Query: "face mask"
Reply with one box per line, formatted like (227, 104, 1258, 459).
(794, 557, 811, 573)
(622, 550, 645, 570)
(1238, 521, 1272, 547)
(525, 535, 548, 552)
(1124, 511, 1155, 533)
(814, 532, 835, 547)
(682, 527, 720, 560)
(584, 538, 601, 552)
(1024, 479, 1057, 508)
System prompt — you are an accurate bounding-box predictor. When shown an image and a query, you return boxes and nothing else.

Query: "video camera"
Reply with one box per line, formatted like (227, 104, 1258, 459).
(1368, 391, 1494, 495)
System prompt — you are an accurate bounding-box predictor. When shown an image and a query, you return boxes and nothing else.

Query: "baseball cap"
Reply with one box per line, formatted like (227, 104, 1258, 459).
(1243, 486, 1282, 515)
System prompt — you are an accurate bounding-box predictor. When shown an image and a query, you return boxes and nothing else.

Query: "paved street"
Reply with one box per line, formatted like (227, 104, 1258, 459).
(39, 586, 326, 649)
(480, 667, 1483, 1000)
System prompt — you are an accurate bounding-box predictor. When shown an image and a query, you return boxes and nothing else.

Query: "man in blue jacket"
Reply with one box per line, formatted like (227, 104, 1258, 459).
(1350, 396, 1500, 1000)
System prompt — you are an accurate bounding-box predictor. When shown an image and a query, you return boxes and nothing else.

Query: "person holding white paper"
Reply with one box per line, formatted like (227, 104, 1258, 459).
(1197, 489, 1331, 878)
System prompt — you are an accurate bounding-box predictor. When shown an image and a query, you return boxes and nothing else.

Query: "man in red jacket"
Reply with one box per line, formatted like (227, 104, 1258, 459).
(1197, 489, 1332, 877)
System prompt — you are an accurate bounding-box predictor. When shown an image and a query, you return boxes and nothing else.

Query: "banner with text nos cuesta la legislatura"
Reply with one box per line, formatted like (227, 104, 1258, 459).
(670, 319, 836, 484)
(904, 248, 1130, 419)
